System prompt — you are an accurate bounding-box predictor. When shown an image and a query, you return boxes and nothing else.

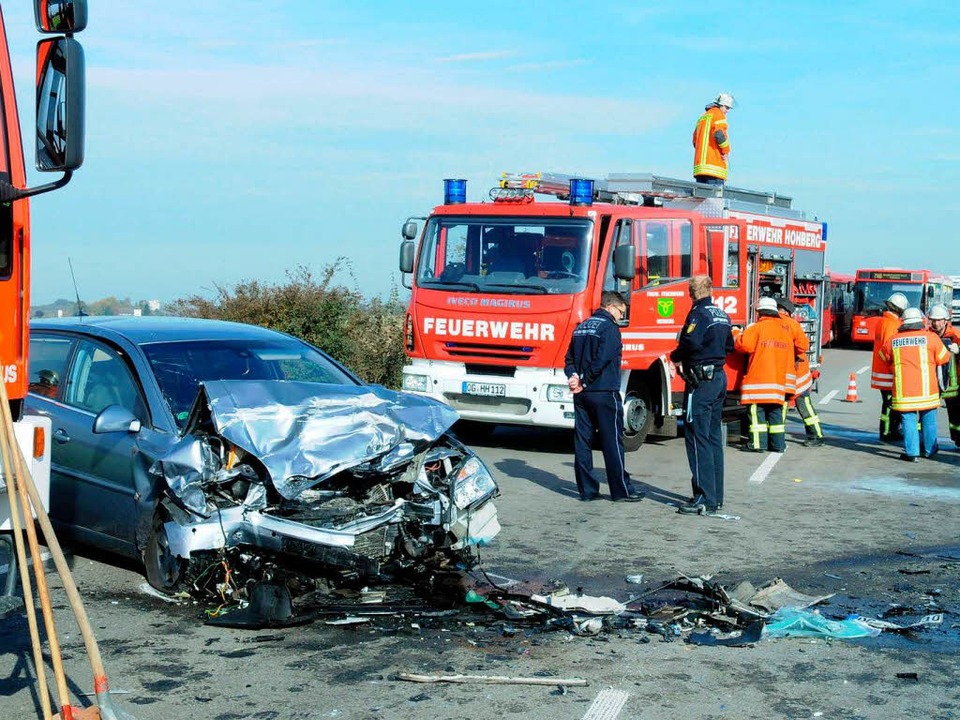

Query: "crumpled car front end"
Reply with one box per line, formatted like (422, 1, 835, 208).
(146, 380, 500, 596)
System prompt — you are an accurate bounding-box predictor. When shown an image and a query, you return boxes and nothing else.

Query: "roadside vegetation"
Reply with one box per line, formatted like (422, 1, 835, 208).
(166, 261, 408, 388)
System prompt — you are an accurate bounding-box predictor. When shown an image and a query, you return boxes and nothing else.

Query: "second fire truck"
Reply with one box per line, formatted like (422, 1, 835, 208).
(399, 172, 829, 448)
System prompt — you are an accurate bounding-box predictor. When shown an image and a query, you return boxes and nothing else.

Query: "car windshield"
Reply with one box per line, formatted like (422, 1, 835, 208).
(854, 281, 922, 315)
(142, 338, 357, 426)
(415, 216, 593, 295)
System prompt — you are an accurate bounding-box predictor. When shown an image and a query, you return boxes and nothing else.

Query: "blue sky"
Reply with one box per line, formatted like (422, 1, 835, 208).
(6, 1, 959, 305)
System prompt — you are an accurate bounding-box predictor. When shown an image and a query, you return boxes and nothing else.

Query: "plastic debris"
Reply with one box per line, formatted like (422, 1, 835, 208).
(763, 608, 881, 640)
(625, 574, 644, 585)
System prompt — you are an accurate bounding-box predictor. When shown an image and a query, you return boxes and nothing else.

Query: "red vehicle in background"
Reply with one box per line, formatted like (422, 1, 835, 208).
(850, 269, 953, 345)
(0, 0, 87, 529)
(824, 271, 854, 345)
(399, 172, 829, 448)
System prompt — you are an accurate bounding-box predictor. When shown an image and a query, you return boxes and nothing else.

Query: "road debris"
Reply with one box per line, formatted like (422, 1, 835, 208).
(396, 672, 588, 687)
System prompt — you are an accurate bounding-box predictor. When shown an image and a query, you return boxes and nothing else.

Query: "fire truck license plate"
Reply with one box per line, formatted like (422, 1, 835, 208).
(462, 382, 506, 397)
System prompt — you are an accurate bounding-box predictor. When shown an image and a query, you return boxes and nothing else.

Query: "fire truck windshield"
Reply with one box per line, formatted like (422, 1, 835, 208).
(855, 281, 922, 315)
(416, 217, 592, 295)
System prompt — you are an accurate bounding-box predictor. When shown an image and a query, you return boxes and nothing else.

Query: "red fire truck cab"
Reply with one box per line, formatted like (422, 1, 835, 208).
(399, 173, 828, 449)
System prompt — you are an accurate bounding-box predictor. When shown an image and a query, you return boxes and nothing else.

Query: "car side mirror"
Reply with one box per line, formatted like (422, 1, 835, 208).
(93, 404, 142, 434)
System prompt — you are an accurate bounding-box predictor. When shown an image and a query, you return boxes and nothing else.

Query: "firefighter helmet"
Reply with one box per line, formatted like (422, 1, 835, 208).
(38, 369, 59, 385)
(715, 92, 735, 109)
(928, 304, 950, 321)
(900, 307, 924, 327)
(885, 292, 909, 314)
(757, 296, 778, 316)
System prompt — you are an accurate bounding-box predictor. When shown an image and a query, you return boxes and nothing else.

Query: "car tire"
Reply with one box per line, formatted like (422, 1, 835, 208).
(144, 509, 188, 595)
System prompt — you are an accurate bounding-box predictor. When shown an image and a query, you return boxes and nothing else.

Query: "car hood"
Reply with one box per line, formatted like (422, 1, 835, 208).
(160, 380, 460, 504)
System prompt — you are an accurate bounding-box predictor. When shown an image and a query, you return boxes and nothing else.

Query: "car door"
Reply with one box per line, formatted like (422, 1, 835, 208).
(45, 337, 147, 553)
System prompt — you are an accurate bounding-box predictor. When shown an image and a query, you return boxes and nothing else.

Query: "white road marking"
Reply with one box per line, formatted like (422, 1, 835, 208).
(856, 365, 869, 375)
(748, 452, 782, 484)
(819, 389, 839, 405)
(582, 688, 629, 720)
(0, 550, 52, 575)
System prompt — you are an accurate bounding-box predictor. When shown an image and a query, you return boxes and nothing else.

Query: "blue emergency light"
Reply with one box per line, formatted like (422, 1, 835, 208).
(821, 221, 828, 243)
(569, 178, 594, 206)
(443, 178, 467, 204)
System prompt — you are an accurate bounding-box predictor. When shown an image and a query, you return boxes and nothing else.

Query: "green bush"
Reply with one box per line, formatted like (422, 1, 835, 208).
(166, 260, 408, 388)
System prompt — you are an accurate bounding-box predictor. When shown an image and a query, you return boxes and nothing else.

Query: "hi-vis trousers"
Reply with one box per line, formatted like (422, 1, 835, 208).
(879, 390, 903, 441)
(746, 403, 786, 452)
(789, 392, 823, 440)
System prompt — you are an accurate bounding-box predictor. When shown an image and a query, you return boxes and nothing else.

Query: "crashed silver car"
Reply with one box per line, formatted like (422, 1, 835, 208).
(25, 317, 500, 598)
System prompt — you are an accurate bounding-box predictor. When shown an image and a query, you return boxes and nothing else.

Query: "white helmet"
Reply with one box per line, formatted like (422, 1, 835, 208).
(715, 92, 735, 109)
(900, 307, 924, 327)
(929, 303, 950, 321)
(757, 296, 778, 315)
(885, 292, 909, 314)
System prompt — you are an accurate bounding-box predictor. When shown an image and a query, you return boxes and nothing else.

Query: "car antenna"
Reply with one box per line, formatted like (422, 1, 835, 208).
(68, 257, 87, 319)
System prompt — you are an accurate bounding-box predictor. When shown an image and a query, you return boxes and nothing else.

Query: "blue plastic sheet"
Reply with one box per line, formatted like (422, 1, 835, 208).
(763, 608, 881, 640)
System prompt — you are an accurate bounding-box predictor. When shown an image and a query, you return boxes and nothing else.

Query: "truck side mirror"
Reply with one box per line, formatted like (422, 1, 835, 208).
(36, 37, 85, 172)
(35, 0, 88, 33)
(401, 221, 418, 240)
(399, 241, 415, 274)
(613, 244, 636, 280)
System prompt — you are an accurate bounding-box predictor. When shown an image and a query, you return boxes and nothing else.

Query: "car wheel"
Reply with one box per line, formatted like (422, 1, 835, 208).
(144, 509, 187, 594)
(622, 387, 653, 451)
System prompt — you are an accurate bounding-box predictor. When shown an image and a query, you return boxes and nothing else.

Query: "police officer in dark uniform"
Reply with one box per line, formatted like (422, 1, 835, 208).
(670, 276, 734, 516)
(564, 291, 645, 502)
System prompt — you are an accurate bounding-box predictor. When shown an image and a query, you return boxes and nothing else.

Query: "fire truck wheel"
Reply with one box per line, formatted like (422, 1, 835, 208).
(622, 388, 653, 451)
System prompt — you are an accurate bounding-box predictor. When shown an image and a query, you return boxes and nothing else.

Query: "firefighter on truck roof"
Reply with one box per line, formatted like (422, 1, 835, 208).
(693, 92, 734, 186)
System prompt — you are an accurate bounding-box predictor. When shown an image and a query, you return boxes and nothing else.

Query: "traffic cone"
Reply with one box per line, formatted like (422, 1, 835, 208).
(841, 372, 860, 403)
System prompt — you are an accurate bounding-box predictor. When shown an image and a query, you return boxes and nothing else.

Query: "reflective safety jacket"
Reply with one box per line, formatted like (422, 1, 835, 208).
(778, 310, 812, 396)
(879, 328, 950, 412)
(870, 311, 901, 390)
(937, 326, 960, 399)
(692, 106, 730, 180)
(734, 315, 794, 404)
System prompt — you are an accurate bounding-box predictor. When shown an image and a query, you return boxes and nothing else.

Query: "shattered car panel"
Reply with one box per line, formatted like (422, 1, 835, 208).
(149, 380, 500, 593)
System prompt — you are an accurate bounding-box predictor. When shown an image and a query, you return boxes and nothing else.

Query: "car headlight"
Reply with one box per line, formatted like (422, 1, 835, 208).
(452, 456, 499, 509)
(403, 373, 429, 393)
(547, 384, 572, 402)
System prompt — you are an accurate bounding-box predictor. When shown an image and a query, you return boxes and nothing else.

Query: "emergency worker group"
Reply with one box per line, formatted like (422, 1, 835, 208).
(560, 91, 960, 515)
(563, 277, 960, 517)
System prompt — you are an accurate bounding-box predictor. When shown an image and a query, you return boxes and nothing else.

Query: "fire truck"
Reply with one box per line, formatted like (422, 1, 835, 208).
(0, 1, 87, 530)
(398, 172, 828, 448)
(850, 268, 953, 345)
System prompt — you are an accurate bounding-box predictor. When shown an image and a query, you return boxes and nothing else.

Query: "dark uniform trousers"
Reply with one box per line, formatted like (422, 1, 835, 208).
(747, 403, 786, 452)
(573, 390, 630, 500)
(684, 369, 726, 510)
(946, 397, 960, 447)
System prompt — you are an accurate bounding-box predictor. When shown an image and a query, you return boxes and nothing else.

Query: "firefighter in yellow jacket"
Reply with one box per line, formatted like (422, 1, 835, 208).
(928, 303, 960, 447)
(693, 93, 734, 186)
(871, 292, 908, 442)
(734, 296, 794, 452)
(879, 307, 951, 462)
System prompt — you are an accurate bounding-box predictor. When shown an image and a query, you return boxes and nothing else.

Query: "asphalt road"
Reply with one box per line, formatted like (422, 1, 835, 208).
(1, 348, 958, 720)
